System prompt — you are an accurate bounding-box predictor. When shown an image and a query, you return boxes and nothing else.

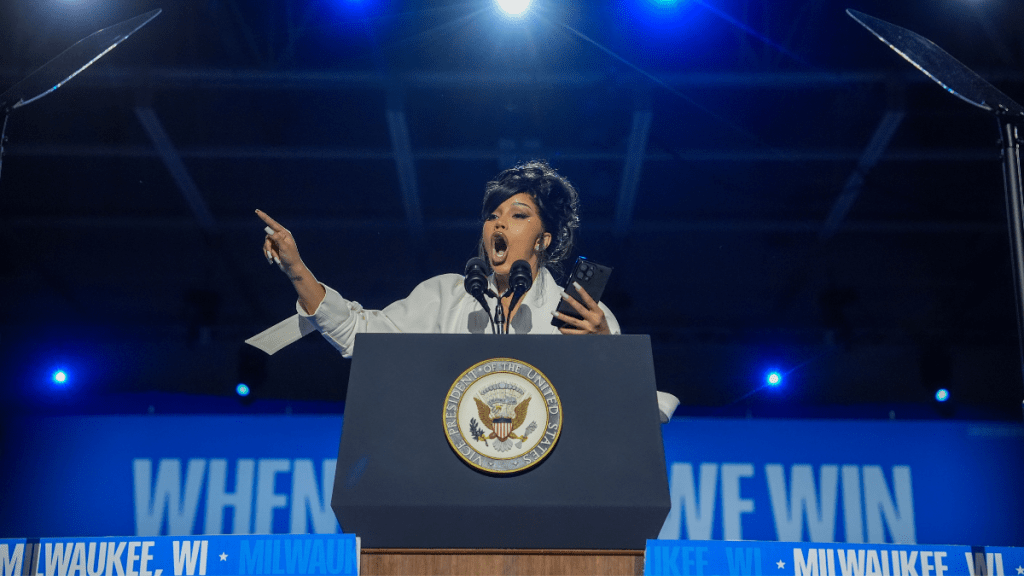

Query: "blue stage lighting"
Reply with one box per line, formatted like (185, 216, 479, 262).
(52, 370, 68, 385)
(496, 0, 531, 16)
(645, 0, 685, 10)
(766, 371, 782, 386)
(935, 388, 949, 402)
(236, 383, 251, 397)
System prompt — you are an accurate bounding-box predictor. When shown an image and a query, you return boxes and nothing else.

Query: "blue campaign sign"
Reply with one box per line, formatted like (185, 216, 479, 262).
(657, 419, 1024, 545)
(0, 535, 358, 576)
(0, 416, 346, 538)
(644, 540, 1024, 576)
(0, 415, 1022, 546)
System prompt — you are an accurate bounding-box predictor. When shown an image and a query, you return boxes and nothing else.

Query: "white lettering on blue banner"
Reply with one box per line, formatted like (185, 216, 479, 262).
(659, 464, 916, 543)
(0, 537, 357, 576)
(132, 459, 339, 536)
(644, 541, 1015, 576)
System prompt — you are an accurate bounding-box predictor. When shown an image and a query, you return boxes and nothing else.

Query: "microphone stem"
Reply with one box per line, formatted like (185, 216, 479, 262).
(494, 300, 506, 334)
(503, 287, 527, 334)
(488, 290, 498, 335)
(471, 288, 498, 335)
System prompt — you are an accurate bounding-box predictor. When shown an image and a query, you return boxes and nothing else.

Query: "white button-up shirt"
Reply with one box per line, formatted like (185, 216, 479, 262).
(297, 267, 678, 420)
(301, 268, 616, 355)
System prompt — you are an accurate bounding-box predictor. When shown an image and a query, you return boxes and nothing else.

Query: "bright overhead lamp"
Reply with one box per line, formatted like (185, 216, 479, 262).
(496, 0, 531, 16)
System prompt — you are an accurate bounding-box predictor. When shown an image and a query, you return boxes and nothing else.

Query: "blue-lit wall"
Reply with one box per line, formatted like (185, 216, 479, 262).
(0, 416, 1021, 545)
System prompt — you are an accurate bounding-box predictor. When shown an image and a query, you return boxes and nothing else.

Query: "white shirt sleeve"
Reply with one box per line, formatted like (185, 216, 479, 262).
(599, 302, 621, 335)
(297, 277, 450, 357)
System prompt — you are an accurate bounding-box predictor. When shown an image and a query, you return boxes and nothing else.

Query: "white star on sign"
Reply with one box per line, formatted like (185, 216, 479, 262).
(1015, 566, 1023, 575)
(220, 553, 228, 561)
(777, 560, 786, 569)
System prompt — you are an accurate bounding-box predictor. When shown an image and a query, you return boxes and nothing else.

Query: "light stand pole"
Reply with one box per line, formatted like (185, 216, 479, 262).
(1000, 119, 1024, 408)
(848, 10, 1024, 418)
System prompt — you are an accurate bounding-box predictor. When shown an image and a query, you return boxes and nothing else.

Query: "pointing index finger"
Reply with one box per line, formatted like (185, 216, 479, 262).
(255, 209, 284, 232)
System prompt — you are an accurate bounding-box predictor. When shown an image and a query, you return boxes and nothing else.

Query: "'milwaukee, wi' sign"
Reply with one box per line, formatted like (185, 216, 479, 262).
(0, 535, 359, 576)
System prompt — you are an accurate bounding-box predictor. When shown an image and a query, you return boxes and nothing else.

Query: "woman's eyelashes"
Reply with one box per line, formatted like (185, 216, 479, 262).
(485, 211, 530, 221)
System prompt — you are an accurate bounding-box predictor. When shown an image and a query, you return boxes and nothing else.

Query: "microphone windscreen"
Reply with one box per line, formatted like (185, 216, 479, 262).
(510, 260, 533, 292)
(464, 257, 489, 295)
(465, 257, 488, 275)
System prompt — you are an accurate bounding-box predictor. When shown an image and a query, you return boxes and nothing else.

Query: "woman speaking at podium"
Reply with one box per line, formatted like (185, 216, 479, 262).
(256, 160, 678, 421)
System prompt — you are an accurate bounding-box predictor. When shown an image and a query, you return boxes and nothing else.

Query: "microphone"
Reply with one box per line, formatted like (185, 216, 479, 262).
(508, 259, 533, 297)
(464, 257, 494, 318)
(504, 260, 533, 332)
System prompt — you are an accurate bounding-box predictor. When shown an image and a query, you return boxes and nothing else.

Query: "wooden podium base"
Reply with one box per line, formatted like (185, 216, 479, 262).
(361, 548, 644, 576)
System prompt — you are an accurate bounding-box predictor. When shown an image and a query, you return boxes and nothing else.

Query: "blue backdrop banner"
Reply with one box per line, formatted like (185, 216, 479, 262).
(657, 418, 1023, 545)
(0, 416, 1021, 545)
(0, 416, 345, 538)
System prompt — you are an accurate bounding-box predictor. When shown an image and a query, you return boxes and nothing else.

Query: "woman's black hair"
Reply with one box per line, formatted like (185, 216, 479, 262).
(479, 160, 580, 276)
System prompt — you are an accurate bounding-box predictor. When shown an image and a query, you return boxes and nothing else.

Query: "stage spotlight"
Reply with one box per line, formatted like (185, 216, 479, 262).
(236, 345, 266, 403)
(496, 0, 531, 16)
(935, 388, 950, 402)
(52, 370, 68, 385)
(766, 371, 782, 387)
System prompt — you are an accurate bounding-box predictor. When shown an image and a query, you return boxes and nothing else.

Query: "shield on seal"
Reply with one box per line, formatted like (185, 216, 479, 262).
(492, 418, 512, 441)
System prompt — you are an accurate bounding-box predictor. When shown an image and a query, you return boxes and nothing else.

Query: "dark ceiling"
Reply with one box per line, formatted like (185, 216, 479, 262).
(1, 0, 1023, 419)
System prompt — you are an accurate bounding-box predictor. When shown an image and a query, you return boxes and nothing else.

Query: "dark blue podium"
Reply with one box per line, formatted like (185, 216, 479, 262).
(331, 333, 670, 550)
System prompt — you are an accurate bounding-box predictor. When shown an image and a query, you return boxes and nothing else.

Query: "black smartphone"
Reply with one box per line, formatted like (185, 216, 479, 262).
(551, 256, 613, 328)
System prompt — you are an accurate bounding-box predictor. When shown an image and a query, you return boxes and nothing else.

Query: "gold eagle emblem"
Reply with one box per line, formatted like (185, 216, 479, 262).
(473, 395, 531, 441)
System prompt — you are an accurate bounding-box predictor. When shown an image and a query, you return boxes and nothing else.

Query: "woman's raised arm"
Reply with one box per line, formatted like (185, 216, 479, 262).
(257, 209, 326, 314)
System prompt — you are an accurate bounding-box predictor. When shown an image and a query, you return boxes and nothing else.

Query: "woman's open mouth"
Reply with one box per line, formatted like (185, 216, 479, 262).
(491, 233, 508, 263)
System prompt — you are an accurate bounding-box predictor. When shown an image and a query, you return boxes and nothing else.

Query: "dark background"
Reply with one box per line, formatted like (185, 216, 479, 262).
(1, 0, 1022, 420)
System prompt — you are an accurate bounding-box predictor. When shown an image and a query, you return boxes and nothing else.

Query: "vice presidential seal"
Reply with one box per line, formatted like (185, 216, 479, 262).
(442, 358, 562, 474)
